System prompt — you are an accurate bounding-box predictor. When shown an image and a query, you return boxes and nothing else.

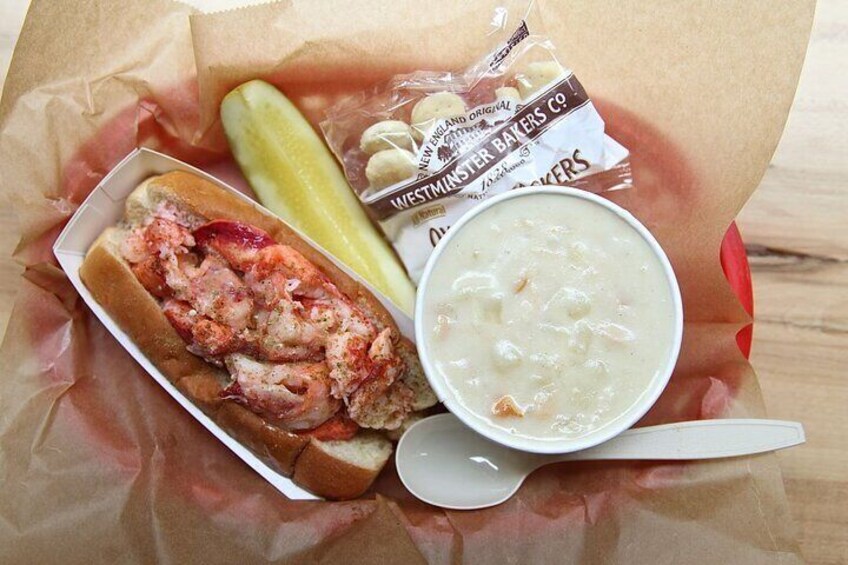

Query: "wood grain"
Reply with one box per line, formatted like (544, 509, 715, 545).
(735, 2, 848, 561)
(0, 1, 845, 563)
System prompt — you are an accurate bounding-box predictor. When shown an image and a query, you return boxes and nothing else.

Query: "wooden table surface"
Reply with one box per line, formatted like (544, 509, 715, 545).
(1, 1, 845, 563)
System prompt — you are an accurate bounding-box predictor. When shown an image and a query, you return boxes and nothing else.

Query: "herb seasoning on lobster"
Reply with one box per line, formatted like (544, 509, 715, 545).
(80, 171, 436, 499)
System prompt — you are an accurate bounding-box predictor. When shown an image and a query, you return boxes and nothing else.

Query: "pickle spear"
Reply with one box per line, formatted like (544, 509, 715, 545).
(221, 80, 415, 314)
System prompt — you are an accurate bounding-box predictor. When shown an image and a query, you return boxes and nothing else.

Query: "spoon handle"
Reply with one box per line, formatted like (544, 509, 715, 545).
(554, 419, 805, 462)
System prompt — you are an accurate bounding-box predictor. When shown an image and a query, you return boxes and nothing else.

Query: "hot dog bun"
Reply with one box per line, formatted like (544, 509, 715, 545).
(293, 432, 393, 500)
(80, 171, 433, 498)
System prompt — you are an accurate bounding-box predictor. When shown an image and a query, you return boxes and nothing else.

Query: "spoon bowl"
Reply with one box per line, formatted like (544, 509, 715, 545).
(396, 412, 537, 510)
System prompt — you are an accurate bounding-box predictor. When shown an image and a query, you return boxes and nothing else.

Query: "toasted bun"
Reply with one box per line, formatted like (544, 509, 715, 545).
(292, 432, 392, 500)
(385, 410, 429, 442)
(215, 402, 309, 476)
(80, 171, 422, 498)
(397, 338, 438, 411)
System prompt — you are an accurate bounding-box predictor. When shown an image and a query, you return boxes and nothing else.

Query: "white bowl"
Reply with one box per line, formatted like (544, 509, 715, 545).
(414, 187, 684, 454)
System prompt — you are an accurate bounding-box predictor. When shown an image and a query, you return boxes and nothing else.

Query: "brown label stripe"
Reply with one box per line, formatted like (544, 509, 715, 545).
(368, 74, 590, 220)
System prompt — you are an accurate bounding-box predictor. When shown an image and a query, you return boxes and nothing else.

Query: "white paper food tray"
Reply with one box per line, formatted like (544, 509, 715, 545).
(53, 147, 415, 501)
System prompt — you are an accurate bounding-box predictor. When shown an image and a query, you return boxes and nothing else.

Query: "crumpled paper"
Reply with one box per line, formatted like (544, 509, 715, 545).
(0, 0, 814, 562)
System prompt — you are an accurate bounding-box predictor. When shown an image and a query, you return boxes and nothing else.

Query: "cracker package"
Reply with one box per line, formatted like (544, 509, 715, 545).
(322, 8, 631, 281)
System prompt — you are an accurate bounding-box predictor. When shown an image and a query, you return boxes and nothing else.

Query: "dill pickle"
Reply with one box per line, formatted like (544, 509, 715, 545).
(221, 80, 415, 314)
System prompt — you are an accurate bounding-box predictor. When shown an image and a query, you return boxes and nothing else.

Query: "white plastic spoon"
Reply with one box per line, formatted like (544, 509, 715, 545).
(396, 413, 805, 510)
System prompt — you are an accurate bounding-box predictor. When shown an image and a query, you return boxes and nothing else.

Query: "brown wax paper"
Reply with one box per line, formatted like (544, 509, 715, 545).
(0, 0, 815, 562)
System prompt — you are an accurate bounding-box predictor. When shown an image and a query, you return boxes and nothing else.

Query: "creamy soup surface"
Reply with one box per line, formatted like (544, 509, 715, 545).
(422, 194, 677, 441)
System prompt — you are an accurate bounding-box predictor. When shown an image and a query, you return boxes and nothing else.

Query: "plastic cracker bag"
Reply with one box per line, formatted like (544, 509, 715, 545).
(321, 5, 633, 282)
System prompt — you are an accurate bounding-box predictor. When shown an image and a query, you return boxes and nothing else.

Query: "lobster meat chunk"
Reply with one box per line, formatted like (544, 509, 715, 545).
(223, 354, 341, 431)
(193, 220, 275, 271)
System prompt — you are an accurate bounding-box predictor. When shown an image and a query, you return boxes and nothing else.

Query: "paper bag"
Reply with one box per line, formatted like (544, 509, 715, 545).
(0, 0, 814, 562)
